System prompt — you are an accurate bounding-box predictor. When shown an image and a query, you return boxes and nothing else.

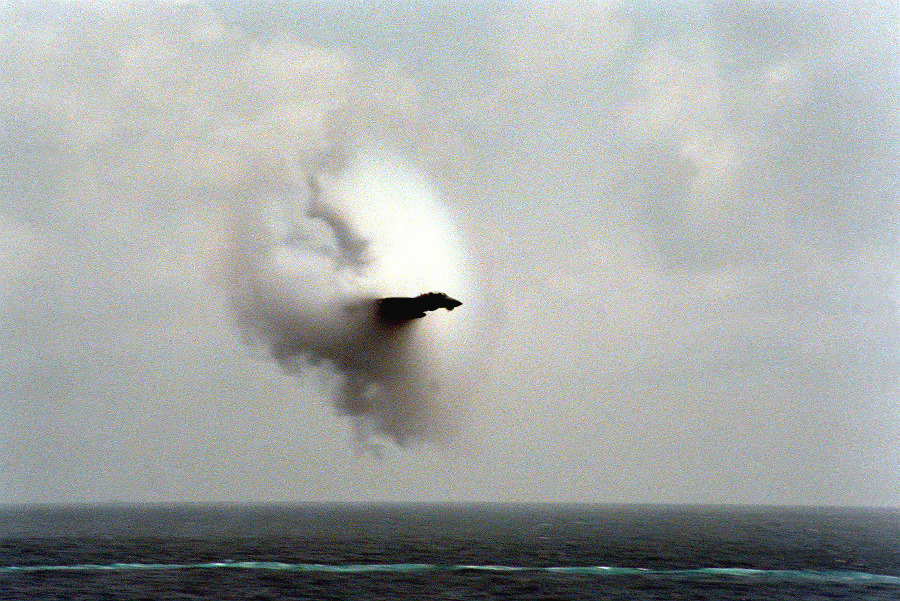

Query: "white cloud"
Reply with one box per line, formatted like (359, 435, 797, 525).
(1, 2, 897, 505)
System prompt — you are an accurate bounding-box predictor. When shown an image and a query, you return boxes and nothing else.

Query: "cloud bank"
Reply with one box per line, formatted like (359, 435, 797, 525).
(1, 2, 897, 505)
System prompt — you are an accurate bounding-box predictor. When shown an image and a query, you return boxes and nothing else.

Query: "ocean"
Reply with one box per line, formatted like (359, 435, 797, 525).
(1, 504, 898, 600)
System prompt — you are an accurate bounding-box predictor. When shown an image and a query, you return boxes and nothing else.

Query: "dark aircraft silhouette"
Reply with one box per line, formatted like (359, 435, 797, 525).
(269, 292, 462, 366)
(376, 292, 462, 324)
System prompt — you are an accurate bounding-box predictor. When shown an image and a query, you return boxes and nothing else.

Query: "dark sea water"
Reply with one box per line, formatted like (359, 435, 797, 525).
(1, 504, 898, 600)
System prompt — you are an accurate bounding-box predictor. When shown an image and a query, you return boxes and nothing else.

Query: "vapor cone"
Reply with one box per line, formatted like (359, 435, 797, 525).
(224, 153, 472, 447)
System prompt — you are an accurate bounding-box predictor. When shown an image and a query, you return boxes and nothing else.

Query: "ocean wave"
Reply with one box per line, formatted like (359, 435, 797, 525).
(1, 562, 899, 585)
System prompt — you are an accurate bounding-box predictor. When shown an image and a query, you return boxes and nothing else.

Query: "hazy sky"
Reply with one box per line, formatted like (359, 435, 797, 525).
(1, 1, 898, 506)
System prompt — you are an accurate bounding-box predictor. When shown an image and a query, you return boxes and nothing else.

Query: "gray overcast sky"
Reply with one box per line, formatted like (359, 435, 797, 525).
(1, 1, 898, 506)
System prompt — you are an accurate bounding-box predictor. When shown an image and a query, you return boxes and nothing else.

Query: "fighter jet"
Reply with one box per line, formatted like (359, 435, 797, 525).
(376, 292, 462, 324)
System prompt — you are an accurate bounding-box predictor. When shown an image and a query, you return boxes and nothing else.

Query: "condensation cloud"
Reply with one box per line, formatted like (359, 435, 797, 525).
(223, 152, 475, 448)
